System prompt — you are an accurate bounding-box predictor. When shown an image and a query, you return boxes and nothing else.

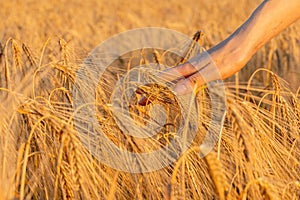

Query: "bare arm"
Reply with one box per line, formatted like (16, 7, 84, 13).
(168, 0, 300, 95)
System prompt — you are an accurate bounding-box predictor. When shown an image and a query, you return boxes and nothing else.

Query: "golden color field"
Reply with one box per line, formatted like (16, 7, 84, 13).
(0, 0, 299, 199)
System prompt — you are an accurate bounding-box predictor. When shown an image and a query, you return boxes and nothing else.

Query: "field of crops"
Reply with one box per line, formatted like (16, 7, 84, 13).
(0, 0, 299, 199)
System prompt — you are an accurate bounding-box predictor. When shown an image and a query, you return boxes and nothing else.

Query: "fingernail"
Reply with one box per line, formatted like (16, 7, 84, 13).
(174, 83, 189, 95)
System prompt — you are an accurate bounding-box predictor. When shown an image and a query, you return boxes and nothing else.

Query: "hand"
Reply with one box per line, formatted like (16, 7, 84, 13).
(138, 0, 300, 104)
(161, 0, 300, 96)
(158, 51, 222, 95)
(137, 51, 223, 106)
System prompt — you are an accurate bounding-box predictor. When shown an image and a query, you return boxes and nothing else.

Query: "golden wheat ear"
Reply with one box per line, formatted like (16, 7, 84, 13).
(192, 30, 204, 43)
(179, 30, 204, 64)
(0, 41, 3, 56)
(22, 43, 37, 67)
(200, 146, 228, 200)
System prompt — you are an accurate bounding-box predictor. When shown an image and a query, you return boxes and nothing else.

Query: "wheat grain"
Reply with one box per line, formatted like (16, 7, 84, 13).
(201, 146, 227, 200)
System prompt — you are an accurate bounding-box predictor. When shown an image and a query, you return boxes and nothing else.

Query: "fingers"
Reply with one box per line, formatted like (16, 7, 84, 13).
(137, 51, 220, 104)
(173, 72, 204, 95)
(137, 62, 197, 105)
(136, 63, 193, 105)
(159, 52, 212, 82)
(158, 62, 197, 81)
(173, 61, 221, 95)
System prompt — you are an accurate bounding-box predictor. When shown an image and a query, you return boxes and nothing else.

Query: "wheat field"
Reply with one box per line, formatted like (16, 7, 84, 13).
(0, 0, 299, 199)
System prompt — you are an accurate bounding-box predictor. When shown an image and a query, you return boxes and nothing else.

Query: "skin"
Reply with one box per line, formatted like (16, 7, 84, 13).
(166, 0, 300, 95)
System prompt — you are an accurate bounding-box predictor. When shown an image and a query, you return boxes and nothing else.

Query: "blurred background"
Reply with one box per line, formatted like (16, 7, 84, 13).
(1, 0, 299, 90)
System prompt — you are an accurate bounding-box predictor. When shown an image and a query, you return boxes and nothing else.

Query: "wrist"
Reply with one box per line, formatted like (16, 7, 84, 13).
(207, 33, 252, 80)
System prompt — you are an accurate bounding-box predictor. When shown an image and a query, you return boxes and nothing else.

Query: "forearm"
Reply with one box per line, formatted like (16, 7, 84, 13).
(162, 0, 300, 95)
(209, 0, 300, 79)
